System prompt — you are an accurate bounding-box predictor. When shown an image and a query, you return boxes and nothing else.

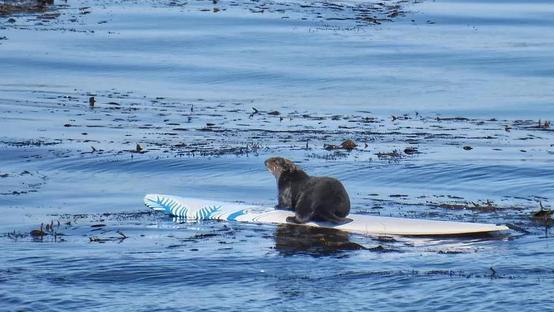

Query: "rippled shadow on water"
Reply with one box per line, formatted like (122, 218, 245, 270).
(274, 224, 372, 257)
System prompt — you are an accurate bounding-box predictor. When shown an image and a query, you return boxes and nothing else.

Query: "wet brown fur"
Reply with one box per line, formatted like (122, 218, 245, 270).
(265, 157, 351, 224)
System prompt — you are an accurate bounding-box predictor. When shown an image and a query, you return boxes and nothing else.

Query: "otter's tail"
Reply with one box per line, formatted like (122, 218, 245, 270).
(317, 210, 353, 225)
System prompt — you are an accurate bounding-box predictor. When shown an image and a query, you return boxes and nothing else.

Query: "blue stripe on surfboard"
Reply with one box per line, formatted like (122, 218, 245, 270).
(227, 209, 247, 221)
(205, 206, 221, 219)
(162, 197, 177, 214)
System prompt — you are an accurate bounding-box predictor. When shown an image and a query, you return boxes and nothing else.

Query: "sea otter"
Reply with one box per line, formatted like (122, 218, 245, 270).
(265, 157, 351, 224)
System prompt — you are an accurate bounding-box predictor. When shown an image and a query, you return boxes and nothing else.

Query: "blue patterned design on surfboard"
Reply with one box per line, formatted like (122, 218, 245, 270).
(227, 209, 247, 221)
(145, 196, 177, 214)
(195, 206, 221, 219)
(145, 195, 221, 219)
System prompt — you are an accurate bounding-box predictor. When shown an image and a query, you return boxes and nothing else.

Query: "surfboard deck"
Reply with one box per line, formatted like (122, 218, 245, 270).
(144, 194, 509, 236)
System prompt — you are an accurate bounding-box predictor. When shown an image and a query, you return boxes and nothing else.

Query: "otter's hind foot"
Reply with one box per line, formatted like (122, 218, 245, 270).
(334, 217, 353, 225)
(286, 216, 301, 224)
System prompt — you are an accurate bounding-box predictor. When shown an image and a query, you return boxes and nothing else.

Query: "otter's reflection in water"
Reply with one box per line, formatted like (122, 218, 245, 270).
(274, 224, 367, 257)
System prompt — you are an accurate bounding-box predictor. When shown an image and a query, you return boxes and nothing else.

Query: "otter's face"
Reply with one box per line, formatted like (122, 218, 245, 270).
(265, 157, 298, 180)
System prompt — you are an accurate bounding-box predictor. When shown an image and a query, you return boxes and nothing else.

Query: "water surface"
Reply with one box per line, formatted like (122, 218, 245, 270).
(1, 0, 553, 311)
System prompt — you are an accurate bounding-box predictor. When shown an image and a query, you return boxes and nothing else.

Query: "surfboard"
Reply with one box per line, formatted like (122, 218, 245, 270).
(144, 194, 509, 236)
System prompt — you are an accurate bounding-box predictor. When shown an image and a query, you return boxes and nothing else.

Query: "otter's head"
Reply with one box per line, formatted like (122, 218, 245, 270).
(265, 157, 299, 180)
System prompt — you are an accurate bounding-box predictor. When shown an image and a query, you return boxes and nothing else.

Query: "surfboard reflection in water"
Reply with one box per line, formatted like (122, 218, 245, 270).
(273, 224, 367, 257)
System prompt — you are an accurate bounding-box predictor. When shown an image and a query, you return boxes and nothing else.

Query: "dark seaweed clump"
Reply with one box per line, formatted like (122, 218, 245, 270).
(0, 0, 53, 15)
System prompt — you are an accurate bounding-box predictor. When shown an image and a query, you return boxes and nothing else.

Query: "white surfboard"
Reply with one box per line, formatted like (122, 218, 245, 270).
(144, 194, 509, 236)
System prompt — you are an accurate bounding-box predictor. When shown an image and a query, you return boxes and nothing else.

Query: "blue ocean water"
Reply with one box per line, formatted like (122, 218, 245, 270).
(1, 0, 553, 310)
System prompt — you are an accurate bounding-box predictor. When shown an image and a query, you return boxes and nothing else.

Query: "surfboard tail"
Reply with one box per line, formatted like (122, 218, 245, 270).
(144, 194, 224, 220)
(144, 194, 175, 215)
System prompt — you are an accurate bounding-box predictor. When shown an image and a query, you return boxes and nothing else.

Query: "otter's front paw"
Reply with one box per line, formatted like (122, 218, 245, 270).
(286, 216, 299, 224)
(275, 205, 291, 211)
